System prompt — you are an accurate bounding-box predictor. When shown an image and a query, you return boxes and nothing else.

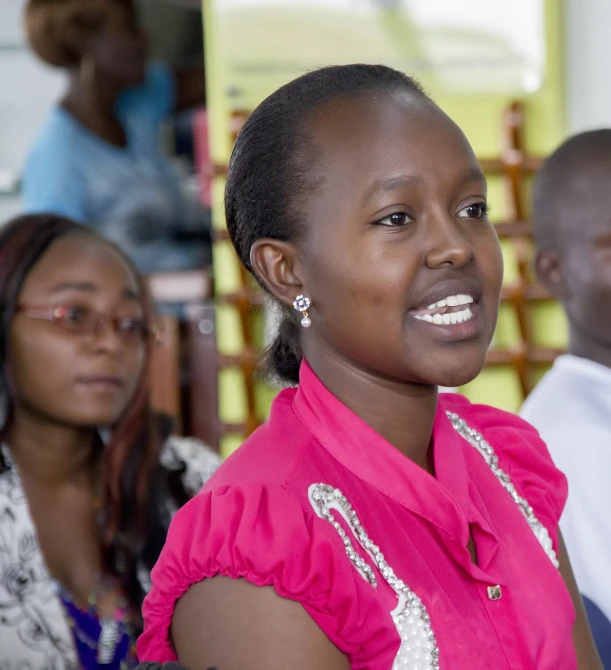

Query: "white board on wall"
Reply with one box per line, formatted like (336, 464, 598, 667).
(213, 0, 545, 111)
(564, 0, 611, 134)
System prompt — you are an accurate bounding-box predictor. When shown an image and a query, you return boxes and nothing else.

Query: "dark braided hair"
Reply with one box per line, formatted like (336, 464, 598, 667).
(224, 64, 429, 385)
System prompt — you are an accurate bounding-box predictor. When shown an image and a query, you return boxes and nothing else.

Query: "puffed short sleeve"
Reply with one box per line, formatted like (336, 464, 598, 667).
(137, 483, 385, 664)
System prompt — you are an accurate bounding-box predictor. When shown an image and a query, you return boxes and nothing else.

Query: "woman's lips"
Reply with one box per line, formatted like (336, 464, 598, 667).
(76, 376, 125, 390)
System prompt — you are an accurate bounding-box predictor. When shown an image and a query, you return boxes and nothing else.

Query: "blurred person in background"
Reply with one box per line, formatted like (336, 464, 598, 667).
(521, 129, 611, 667)
(21, 0, 211, 275)
(0, 213, 220, 669)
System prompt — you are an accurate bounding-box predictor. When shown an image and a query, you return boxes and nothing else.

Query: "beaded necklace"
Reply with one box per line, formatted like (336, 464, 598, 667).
(54, 574, 137, 669)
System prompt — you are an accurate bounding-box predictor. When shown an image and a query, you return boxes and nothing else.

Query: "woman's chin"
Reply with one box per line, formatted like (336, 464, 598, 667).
(66, 411, 123, 430)
(422, 355, 488, 390)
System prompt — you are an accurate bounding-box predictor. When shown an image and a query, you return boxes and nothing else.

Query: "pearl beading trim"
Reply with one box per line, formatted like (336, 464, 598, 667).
(446, 411, 559, 569)
(308, 484, 440, 670)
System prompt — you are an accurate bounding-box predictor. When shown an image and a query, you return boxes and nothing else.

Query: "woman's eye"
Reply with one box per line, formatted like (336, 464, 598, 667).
(458, 202, 489, 220)
(64, 305, 90, 324)
(117, 317, 147, 335)
(376, 212, 412, 227)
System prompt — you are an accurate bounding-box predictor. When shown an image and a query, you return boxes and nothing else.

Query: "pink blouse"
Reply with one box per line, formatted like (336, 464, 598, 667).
(138, 362, 576, 669)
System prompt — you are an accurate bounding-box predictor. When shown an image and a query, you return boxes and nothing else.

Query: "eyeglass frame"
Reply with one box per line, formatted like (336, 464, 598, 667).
(14, 304, 163, 344)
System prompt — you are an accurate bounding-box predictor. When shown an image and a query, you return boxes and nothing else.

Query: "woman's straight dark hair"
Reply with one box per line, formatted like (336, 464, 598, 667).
(224, 64, 429, 385)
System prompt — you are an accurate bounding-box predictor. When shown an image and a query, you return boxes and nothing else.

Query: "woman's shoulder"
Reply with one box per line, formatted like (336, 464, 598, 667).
(151, 402, 346, 583)
(439, 392, 547, 449)
(27, 107, 89, 159)
(22, 108, 92, 217)
(142, 481, 326, 610)
(439, 392, 568, 531)
(199, 390, 315, 491)
(139, 479, 369, 663)
(159, 435, 222, 497)
(24, 109, 82, 178)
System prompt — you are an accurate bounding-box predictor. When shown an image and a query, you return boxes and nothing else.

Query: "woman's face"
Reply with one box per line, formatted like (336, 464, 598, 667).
(90, 3, 147, 86)
(295, 91, 504, 388)
(9, 234, 147, 427)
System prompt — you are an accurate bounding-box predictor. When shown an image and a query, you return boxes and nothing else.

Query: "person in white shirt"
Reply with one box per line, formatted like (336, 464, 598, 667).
(521, 129, 611, 665)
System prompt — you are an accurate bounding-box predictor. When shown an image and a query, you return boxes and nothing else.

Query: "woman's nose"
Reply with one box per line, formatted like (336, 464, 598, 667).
(423, 214, 475, 270)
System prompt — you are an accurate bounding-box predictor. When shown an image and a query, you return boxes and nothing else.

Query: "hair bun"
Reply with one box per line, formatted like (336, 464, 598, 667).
(265, 316, 302, 385)
(25, 0, 109, 68)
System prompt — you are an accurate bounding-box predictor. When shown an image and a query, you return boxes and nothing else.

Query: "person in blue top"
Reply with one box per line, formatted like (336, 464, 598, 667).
(22, 0, 210, 274)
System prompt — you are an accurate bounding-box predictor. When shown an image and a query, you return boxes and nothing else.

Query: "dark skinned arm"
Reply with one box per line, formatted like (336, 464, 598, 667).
(557, 531, 602, 668)
(171, 576, 351, 670)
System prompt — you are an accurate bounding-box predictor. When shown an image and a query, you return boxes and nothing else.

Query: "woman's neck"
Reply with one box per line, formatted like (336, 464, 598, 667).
(304, 348, 438, 472)
(6, 408, 97, 486)
(61, 72, 127, 148)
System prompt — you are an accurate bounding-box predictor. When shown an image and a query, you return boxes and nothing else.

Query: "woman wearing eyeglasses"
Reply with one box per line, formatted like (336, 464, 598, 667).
(0, 213, 221, 670)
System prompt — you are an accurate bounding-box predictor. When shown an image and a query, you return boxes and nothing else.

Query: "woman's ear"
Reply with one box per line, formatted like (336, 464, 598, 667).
(250, 239, 304, 308)
(535, 249, 567, 300)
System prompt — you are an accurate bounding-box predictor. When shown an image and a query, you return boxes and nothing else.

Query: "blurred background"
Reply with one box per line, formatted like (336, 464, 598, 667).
(1, 0, 609, 457)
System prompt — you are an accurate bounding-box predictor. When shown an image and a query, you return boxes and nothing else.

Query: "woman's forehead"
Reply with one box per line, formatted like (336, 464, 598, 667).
(308, 92, 471, 165)
(20, 235, 139, 298)
(304, 93, 478, 195)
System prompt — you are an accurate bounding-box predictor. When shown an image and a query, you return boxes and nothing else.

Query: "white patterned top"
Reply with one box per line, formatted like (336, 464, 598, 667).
(0, 437, 220, 670)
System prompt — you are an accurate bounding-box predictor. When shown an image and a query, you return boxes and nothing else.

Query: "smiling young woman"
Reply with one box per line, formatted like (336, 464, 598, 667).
(0, 214, 220, 669)
(137, 65, 601, 670)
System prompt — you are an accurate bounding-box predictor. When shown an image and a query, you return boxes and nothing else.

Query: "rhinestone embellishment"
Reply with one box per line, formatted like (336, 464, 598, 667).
(309, 484, 440, 670)
(446, 411, 560, 569)
(293, 295, 310, 312)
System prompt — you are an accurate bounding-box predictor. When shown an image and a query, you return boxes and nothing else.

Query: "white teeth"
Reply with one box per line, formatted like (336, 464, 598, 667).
(426, 294, 474, 311)
(414, 306, 473, 325)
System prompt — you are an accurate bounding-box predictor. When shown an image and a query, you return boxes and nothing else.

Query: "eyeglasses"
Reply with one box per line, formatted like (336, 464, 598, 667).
(16, 304, 161, 344)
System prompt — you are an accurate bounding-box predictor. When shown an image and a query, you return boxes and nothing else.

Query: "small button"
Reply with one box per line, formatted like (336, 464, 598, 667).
(487, 585, 502, 600)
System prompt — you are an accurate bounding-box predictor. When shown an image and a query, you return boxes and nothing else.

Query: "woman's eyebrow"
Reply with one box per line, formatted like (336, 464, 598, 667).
(461, 166, 487, 187)
(362, 174, 422, 206)
(47, 282, 140, 300)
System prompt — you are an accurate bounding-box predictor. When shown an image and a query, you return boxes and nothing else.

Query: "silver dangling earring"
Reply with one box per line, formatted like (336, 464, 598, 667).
(293, 295, 311, 328)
